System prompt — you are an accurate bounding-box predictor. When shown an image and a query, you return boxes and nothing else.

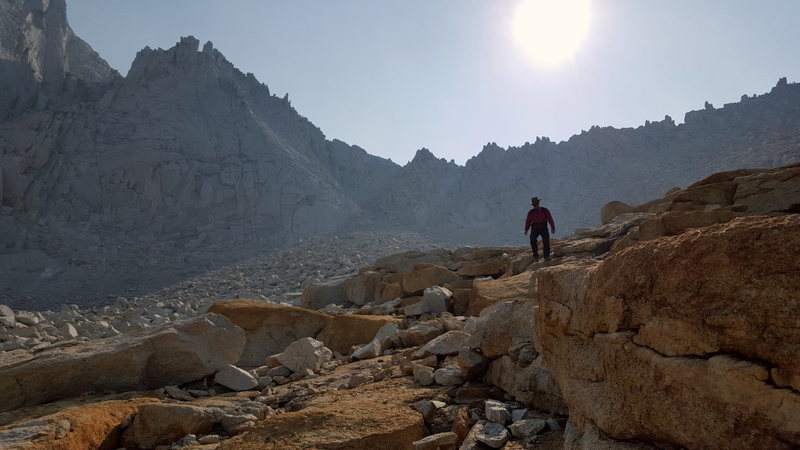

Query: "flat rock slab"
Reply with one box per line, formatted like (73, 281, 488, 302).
(0, 314, 244, 412)
(218, 378, 436, 449)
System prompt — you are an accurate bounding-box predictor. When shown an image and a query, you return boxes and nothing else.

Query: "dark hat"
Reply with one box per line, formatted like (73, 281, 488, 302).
(530, 197, 540, 205)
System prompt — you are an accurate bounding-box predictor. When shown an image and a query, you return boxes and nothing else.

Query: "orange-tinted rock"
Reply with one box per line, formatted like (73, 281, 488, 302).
(457, 259, 506, 277)
(218, 378, 434, 450)
(209, 299, 331, 366)
(315, 314, 403, 355)
(466, 271, 534, 316)
(0, 398, 156, 450)
(402, 264, 460, 295)
(600, 200, 636, 224)
(537, 215, 800, 449)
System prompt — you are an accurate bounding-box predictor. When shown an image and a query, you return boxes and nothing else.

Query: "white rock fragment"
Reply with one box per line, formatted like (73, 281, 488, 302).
(476, 422, 510, 448)
(0, 305, 15, 328)
(433, 367, 465, 386)
(484, 400, 511, 425)
(422, 286, 452, 314)
(412, 431, 458, 450)
(509, 418, 547, 439)
(58, 323, 78, 338)
(412, 331, 470, 359)
(277, 337, 332, 373)
(14, 313, 39, 327)
(214, 365, 258, 391)
(413, 364, 435, 386)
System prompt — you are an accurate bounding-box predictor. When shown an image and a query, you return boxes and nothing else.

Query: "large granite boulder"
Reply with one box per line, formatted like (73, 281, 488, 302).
(316, 314, 403, 355)
(402, 264, 460, 295)
(0, 314, 245, 412)
(466, 271, 534, 316)
(300, 276, 348, 310)
(208, 299, 331, 367)
(537, 215, 800, 449)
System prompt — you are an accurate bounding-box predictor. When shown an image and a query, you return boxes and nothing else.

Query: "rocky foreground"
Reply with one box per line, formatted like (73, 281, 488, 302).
(0, 163, 798, 449)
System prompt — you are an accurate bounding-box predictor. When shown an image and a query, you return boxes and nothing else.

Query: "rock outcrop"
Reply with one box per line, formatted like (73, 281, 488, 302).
(0, 313, 245, 412)
(537, 215, 800, 449)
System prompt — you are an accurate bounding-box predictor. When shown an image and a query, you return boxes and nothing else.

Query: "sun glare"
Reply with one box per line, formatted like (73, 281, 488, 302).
(512, 0, 591, 67)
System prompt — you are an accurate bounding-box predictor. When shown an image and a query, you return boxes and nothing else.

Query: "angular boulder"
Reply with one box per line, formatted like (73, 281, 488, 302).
(469, 299, 538, 359)
(277, 337, 332, 373)
(466, 271, 533, 316)
(344, 270, 383, 306)
(412, 331, 471, 359)
(402, 264, 460, 295)
(315, 314, 403, 355)
(0, 314, 245, 412)
(208, 299, 331, 366)
(300, 276, 348, 310)
(121, 403, 216, 449)
(214, 364, 258, 391)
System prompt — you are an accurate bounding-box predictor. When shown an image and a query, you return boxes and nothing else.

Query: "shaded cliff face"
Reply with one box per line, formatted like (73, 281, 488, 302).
(0, 0, 118, 120)
(0, 34, 399, 247)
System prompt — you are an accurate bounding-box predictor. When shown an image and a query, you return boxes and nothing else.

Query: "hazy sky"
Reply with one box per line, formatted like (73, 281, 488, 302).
(67, 1, 800, 165)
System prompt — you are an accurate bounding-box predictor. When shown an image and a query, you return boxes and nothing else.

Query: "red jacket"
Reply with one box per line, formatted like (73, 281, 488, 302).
(525, 207, 555, 233)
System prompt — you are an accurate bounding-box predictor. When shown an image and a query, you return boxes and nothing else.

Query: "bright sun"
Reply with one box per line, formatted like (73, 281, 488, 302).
(512, 0, 591, 67)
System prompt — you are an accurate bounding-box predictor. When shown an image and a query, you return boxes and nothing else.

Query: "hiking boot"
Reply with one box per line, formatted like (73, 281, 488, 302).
(544, 256, 552, 262)
(533, 256, 540, 262)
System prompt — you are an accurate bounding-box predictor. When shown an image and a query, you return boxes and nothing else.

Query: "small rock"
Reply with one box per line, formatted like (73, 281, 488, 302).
(460, 420, 488, 450)
(277, 337, 333, 373)
(509, 418, 547, 439)
(484, 400, 511, 425)
(476, 422, 510, 448)
(165, 385, 195, 401)
(412, 431, 458, 450)
(413, 364, 435, 386)
(352, 340, 381, 360)
(433, 367, 465, 386)
(265, 353, 283, 368)
(511, 408, 527, 423)
(220, 414, 258, 435)
(348, 373, 374, 389)
(413, 400, 445, 422)
(422, 286, 452, 314)
(267, 365, 292, 378)
(197, 434, 221, 445)
(415, 354, 438, 369)
(0, 305, 15, 328)
(214, 365, 258, 391)
(14, 313, 39, 327)
(257, 376, 274, 389)
(58, 323, 78, 338)
(412, 331, 470, 359)
(172, 434, 198, 447)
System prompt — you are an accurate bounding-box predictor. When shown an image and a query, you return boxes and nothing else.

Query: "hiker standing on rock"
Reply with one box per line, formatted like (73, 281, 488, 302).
(524, 197, 555, 261)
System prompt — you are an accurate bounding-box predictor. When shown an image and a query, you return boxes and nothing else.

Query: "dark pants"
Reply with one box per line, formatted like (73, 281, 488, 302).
(530, 227, 550, 258)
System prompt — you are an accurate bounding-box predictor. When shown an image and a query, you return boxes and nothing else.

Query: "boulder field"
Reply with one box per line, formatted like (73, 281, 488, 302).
(0, 164, 798, 449)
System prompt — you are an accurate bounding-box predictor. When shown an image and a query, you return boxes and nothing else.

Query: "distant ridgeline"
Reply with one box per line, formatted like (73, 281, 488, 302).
(1, 0, 799, 256)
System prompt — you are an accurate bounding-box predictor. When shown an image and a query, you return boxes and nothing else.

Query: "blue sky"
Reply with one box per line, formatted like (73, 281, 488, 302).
(68, 1, 800, 165)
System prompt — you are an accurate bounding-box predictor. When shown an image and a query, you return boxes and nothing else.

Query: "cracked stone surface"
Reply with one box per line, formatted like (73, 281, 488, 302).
(537, 215, 800, 449)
